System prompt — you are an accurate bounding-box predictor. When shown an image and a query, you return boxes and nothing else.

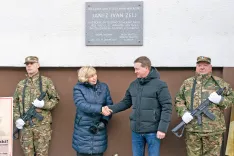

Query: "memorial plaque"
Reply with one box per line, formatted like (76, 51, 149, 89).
(85, 1, 143, 46)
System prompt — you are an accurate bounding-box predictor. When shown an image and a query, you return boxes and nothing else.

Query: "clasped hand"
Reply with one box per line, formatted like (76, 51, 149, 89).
(32, 98, 44, 108)
(101, 106, 112, 116)
(15, 118, 25, 129)
(208, 92, 222, 104)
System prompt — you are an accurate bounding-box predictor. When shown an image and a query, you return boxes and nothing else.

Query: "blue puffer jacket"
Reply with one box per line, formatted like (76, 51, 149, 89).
(72, 81, 113, 154)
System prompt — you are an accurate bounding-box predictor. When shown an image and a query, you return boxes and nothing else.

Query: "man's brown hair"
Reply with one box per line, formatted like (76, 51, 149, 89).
(134, 56, 151, 69)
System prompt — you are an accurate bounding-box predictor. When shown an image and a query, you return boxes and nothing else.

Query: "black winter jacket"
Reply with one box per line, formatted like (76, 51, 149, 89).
(109, 68, 172, 133)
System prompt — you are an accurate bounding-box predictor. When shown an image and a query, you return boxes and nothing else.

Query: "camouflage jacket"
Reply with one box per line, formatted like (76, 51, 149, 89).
(13, 73, 59, 126)
(175, 73, 234, 133)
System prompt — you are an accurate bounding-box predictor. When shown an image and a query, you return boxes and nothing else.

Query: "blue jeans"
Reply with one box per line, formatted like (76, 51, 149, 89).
(132, 131, 160, 156)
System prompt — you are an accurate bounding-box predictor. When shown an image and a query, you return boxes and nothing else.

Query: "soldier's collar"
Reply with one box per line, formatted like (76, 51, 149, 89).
(195, 72, 212, 80)
(26, 72, 40, 81)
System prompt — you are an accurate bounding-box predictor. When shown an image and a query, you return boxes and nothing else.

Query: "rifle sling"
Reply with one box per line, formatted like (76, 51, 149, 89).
(190, 78, 196, 111)
(190, 76, 221, 112)
(20, 75, 42, 117)
(211, 76, 221, 89)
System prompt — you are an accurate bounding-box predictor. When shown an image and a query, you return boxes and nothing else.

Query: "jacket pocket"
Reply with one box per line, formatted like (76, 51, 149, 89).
(141, 110, 157, 122)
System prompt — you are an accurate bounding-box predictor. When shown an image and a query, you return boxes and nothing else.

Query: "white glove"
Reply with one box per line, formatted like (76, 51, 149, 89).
(32, 99, 44, 108)
(182, 112, 193, 124)
(208, 92, 222, 104)
(15, 118, 25, 129)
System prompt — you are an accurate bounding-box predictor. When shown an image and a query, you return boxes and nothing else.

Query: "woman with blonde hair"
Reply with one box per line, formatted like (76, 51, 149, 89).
(72, 66, 113, 156)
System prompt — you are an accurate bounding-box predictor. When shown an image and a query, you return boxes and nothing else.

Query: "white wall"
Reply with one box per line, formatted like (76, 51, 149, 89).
(0, 0, 234, 67)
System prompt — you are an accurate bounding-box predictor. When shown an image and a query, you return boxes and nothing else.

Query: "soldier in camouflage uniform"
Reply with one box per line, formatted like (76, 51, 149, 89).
(175, 56, 234, 156)
(13, 56, 59, 156)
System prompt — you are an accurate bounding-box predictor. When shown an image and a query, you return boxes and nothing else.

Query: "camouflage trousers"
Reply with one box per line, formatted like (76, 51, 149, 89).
(20, 124, 52, 156)
(185, 132, 223, 156)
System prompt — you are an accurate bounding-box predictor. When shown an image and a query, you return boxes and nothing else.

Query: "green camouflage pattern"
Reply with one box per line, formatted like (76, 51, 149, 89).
(175, 73, 234, 133)
(196, 56, 211, 64)
(185, 132, 223, 156)
(13, 73, 60, 125)
(24, 56, 39, 64)
(20, 124, 52, 156)
(13, 73, 59, 155)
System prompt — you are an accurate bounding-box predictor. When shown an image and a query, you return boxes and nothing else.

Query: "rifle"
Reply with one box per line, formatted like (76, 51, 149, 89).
(172, 87, 226, 138)
(13, 92, 46, 139)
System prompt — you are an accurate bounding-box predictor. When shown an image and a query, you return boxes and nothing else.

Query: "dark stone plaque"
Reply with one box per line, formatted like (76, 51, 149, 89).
(85, 1, 143, 46)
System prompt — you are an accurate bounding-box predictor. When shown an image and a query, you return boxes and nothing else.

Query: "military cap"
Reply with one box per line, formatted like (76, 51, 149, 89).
(24, 56, 39, 64)
(196, 56, 211, 64)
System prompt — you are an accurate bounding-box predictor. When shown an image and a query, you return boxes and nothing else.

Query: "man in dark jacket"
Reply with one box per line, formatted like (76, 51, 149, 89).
(102, 56, 172, 156)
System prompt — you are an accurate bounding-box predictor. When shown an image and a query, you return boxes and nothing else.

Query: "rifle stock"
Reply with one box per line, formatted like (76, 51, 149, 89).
(171, 121, 186, 137)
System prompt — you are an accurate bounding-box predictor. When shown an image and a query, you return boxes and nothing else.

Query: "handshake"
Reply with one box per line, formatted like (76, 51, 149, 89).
(101, 106, 113, 116)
